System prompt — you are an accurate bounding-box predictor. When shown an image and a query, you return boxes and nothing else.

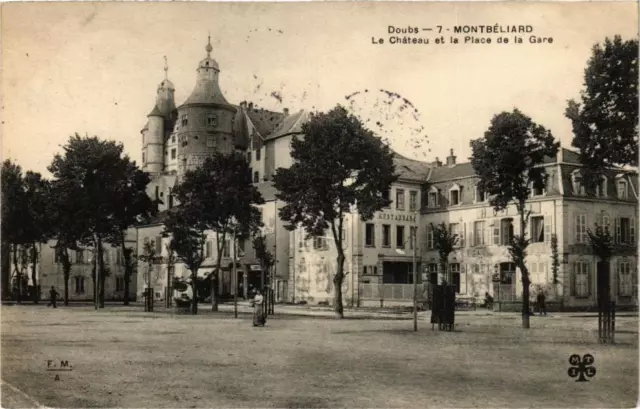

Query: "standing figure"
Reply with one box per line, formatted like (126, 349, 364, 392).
(252, 289, 265, 327)
(537, 291, 547, 316)
(48, 286, 59, 308)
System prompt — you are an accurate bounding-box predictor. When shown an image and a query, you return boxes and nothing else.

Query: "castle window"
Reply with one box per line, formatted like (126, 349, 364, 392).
(171, 149, 176, 159)
(571, 170, 585, 195)
(207, 114, 218, 127)
(616, 175, 628, 199)
(181, 114, 188, 127)
(74, 276, 85, 294)
(449, 184, 461, 206)
(428, 186, 439, 208)
(206, 136, 215, 148)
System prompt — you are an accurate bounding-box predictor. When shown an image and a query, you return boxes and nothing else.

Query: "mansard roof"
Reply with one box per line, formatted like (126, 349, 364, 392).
(392, 152, 431, 182)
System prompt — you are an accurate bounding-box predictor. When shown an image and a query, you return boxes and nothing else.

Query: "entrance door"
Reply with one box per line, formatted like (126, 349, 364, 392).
(500, 262, 517, 301)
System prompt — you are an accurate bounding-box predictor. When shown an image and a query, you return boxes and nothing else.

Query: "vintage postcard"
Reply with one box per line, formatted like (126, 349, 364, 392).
(1, 1, 638, 408)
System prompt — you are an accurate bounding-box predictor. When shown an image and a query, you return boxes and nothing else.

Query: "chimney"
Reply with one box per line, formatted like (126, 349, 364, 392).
(248, 102, 254, 111)
(446, 149, 457, 167)
(240, 101, 247, 109)
(283, 108, 289, 117)
(433, 157, 442, 167)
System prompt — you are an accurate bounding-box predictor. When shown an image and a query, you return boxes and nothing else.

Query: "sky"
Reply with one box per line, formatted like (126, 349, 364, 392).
(2, 1, 638, 177)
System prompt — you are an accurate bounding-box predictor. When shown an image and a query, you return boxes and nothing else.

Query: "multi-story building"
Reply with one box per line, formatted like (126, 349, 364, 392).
(290, 148, 639, 309)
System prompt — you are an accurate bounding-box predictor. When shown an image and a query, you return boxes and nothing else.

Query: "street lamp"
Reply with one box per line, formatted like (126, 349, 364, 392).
(395, 220, 419, 332)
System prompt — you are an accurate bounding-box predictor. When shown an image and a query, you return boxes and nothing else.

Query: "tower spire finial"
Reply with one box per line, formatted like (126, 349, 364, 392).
(206, 32, 213, 57)
(163, 55, 168, 80)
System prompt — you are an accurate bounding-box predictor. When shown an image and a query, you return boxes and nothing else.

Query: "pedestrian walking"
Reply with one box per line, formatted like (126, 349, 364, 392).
(48, 286, 59, 308)
(252, 288, 266, 327)
(537, 291, 547, 316)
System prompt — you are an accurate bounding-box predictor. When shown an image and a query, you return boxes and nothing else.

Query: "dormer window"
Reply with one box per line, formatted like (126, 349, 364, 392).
(595, 176, 608, 198)
(531, 181, 545, 197)
(207, 114, 218, 127)
(171, 135, 175, 144)
(181, 114, 188, 127)
(616, 175, 628, 199)
(428, 186, 439, 208)
(449, 184, 461, 206)
(475, 185, 486, 203)
(571, 170, 585, 196)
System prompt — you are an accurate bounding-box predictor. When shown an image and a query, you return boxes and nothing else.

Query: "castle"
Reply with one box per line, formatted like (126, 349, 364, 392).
(36, 39, 638, 310)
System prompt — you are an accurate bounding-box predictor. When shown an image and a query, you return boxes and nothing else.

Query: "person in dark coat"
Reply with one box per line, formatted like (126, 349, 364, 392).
(48, 286, 59, 308)
(537, 291, 547, 316)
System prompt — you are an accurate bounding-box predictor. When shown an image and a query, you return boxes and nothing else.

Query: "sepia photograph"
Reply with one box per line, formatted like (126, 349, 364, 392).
(1, 1, 639, 408)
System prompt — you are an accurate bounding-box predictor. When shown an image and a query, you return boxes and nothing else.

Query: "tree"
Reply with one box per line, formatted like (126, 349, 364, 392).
(550, 234, 561, 299)
(587, 224, 614, 304)
(48, 134, 149, 308)
(431, 223, 459, 284)
(163, 153, 263, 314)
(565, 35, 638, 190)
(1, 160, 25, 301)
(252, 233, 274, 289)
(273, 105, 397, 318)
(470, 109, 559, 328)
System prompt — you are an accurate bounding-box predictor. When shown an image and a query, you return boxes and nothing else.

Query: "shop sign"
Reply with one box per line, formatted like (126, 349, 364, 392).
(377, 213, 416, 223)
(250, 265, 262, 271)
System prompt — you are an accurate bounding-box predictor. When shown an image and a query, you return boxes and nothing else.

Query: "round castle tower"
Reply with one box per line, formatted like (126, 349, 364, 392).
(141, 57, 177, 174)
(175, 37, 237, 175)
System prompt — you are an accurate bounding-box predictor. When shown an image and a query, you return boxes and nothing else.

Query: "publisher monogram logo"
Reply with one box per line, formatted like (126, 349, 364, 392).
(568, 354, 596, 382)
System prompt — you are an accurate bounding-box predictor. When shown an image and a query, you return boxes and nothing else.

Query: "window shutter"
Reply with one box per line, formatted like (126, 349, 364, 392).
(461, 224, 466, 248)
(574, 215, 580, 243)
(570, 263, 576, 296)
(493, 225, 500, 245)
(484, 224, 490, 246)
(468, 222, 474, 247)
(544, 216, 551, 243)
(587, 263, 593, 296)
(616, 260, 622, 295)
(615, 217, 621, 244)
(631, 217, 636, 245)
(156, 236, 162, 255)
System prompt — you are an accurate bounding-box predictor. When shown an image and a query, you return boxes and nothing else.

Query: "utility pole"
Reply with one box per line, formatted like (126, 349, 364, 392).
(412, 222, 418, 332)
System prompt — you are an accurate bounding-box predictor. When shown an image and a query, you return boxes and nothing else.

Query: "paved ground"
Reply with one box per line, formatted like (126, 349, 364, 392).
(1, 305, 638, 408)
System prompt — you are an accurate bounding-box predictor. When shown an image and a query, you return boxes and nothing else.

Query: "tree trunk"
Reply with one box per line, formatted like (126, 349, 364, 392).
(121, 243, 131, 306)
(332, 251, 346, 318)
(61, 248, 71, 306)
(212, 249, 224, 312)
(191, 272, 198, 315)
(97, 240, 105, 308)
(1, 241, 11, 301)
(91, 253, 97, 309)
(13, 245, 21, 304)
(31, 244, 38, 304)
(519, 210, 530, 329)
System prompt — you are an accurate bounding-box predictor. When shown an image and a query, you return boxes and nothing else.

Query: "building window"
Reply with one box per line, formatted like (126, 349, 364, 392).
(500, 218, 514, 246)
(313, 236, 328, 251)
(532, 182, 545, 197)
(74, 276, 85, 294)
(170, 149, 176, 159)
(382, 189, 391, 208)
(205, 241, 213, 258)
(206, 136, 215, 148)
(427, 263, 438, 284)
(474, 221, 485, 246)
(168, 188, 174, 209)
(531, 216, 545, 243)
(253, 171, 259, 183)
(155, 236, 162, 255)
(247, 152, 251, 163)
(597, 212, 611, 233)
(449, 185, 461, 206)
(171, 135, 175, 143)
(256, 149, 261, 161)
(617, 178, 628, 199)
(450, 223, 463, 247)
(365, 224, 375, 247)
(618, 261, 633, 296)
(575, 214, 587, 244)
(571, 170, 585, 195)
(238, 238, 246, 255)
(427, 186, 438, 209)
(396, 226, 405, 248)
(409, 190, 418, 211)
(595, 176, 607, 198)
(181, 114, 188, 127)
(571, 262, 590, 298)
(427, 226, 435, 249)
(475, 185, 486, 203)
(409, 227, 418, 249)
(207, 114, 218, 127)
(616, 217, 635, 245)
(395, 189, 405, 210)
(450, 263, 461, 293)
(76, 250, 84, 264)
(116, 276, 125, 292)
(382, 225, 391, 247)
(54, 249, 62, 264)
(223, 240, 230, 258)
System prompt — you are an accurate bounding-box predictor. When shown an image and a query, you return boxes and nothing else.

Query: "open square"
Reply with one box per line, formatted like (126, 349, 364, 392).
(1, 306, 637, 408)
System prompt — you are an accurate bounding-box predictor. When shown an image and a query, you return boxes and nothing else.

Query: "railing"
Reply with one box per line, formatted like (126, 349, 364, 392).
(360, 283, 429, 301)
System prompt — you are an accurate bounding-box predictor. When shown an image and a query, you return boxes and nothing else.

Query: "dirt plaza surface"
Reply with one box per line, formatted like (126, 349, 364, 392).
(1, 305, 638, 408)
